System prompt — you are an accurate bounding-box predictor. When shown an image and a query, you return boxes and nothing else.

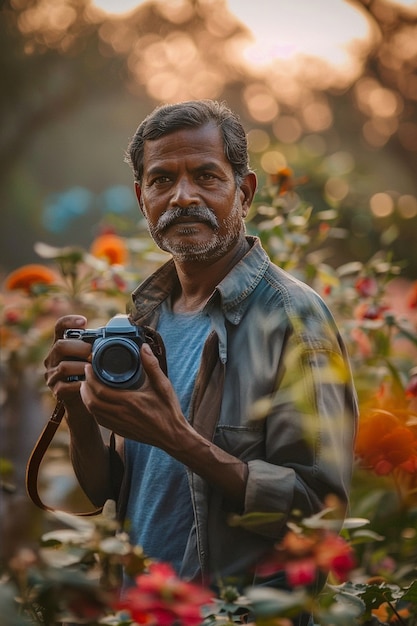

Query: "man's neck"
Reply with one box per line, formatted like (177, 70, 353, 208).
(171, 237, 250, 314)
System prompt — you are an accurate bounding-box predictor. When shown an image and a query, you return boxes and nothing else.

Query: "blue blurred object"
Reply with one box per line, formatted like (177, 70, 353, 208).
(42, 187, 94, 233)
(99, 185, 136, 214)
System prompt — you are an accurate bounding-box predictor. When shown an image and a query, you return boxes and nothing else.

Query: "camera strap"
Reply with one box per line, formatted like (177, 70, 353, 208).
(26, 399, 102, 516)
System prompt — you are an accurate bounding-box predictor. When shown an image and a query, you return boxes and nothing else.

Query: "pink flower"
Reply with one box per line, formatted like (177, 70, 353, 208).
(350, 327, 373, 358)
(118, 563, 213, 626)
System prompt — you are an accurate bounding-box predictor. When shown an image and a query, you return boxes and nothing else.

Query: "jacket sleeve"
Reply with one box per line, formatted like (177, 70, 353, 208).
(243, 325, 358, 539)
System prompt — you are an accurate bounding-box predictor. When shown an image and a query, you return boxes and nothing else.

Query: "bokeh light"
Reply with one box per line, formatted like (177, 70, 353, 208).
(260, 151, 287, 174)
(398, 194, 417, 219)
(370, 192, 395, 218)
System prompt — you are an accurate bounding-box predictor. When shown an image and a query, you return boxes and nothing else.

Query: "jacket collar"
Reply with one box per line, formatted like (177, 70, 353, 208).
(130, 236, 270, 326)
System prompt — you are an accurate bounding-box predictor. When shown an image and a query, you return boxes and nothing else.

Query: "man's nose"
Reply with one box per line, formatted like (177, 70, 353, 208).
(170, 177, 200, 207)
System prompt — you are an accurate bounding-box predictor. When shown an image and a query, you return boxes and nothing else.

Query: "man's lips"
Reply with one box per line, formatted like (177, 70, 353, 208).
(170, 216, 208, 225)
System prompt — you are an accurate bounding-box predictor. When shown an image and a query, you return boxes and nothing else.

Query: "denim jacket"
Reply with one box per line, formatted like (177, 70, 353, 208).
(124, 236, 358, 585)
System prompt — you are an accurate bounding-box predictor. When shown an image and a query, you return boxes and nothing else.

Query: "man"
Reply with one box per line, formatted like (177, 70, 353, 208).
(44, 100, 357, 593)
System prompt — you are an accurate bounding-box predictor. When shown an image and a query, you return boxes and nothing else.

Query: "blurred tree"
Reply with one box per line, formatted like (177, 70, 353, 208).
(0, 0, 129, 181)
(1, 0, 417, 275)
(348, 0, 417, 172)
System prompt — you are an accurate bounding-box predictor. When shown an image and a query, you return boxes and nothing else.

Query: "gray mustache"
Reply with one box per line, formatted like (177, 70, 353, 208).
(156, 206, 219, 232)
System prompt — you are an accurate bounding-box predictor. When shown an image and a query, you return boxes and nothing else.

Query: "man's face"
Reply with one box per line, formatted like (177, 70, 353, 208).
(136, 122, 251, 263)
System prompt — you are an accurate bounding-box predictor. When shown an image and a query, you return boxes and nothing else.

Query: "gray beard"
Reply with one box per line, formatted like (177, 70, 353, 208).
(142, 194, 245, 262)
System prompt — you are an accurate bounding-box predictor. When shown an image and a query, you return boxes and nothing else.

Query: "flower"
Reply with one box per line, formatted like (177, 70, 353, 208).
(350, 327, 373, 358)
(314, 534, 356, 582)
(4, 264, 58, 294)
(257, 529, 355, 587)
(118, 562, 213, 626)
(372, 601, 410, 623)
(355, 276, 378, 298)
(406, 281, 417, 309)
(269, 167, 308, 196)
(90, 233, 129, 266)
(355, 409, 417, 475)
(354, 301, 390, 321)
(405, 373, 417, 398)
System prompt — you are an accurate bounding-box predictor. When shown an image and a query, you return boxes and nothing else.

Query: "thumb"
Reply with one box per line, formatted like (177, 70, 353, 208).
(140, 343, 165, 384)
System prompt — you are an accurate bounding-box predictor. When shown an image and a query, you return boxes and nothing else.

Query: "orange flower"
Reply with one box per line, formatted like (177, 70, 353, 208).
(356, 409, 417, 475)
(269, 167, 308, 195)
(90, 234, 128, 266)
(372, 601, 410, 623)
(4, 264, 57, 294)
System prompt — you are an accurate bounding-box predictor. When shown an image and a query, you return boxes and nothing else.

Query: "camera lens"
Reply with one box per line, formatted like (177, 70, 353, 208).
(92, 337, 143, 388)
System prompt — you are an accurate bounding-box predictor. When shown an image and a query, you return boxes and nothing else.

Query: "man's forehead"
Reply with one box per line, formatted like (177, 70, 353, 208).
(142, 123, 228, 168)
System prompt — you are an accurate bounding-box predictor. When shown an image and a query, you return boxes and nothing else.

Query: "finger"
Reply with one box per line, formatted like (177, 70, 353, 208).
(54, 315, 87, 341)
(46, 360, 87, 387)
(80, 366, 118, 423)
(140, 343, 170, 391)
(44, 337, 91, 372)
(83, 364, 113, 398)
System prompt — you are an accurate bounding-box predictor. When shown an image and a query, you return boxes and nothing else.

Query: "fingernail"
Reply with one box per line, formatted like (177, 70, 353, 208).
(142, 343, 152, 355)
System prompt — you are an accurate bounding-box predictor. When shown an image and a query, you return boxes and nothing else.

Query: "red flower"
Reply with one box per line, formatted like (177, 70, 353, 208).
(354, 301, 389, 321)
(257, 529, 355, 587)
(285, 557, 317, 587)
(118, 563, 213, 626)
(355, 276, 378, 298)
(4, 309, 22, 324)
(405, 375, 417, 398)
(315, 534, 356, 582)
(406, 281, 417, 309)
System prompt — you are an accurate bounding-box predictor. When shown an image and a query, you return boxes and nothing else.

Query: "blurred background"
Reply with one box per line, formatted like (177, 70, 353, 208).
(1, 0, 417, 278)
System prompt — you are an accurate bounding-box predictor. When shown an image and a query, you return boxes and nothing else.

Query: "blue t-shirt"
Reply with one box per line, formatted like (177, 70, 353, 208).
(124, 302, 211, 573)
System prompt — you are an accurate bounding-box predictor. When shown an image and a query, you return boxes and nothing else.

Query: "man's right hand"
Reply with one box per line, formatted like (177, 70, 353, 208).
(44, 315, 90, 406)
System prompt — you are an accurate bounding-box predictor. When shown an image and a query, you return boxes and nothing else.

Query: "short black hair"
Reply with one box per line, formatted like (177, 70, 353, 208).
(125, 99, 251, 185)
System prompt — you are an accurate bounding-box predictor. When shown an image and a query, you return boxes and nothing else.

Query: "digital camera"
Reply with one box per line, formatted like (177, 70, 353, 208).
(64, 314, 166, 389)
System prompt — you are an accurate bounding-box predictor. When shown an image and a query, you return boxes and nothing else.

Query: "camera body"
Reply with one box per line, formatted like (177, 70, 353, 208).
(64, 314, 165, 389)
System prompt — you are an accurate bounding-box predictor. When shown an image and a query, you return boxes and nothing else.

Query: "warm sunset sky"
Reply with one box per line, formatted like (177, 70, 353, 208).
(91, 0, 417, 72)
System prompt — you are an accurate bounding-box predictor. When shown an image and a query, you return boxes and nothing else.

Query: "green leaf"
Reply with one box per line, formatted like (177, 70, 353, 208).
(228, 511, 285, 530)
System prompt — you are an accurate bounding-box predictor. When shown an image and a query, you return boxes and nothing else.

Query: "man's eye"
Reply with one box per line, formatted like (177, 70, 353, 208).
(152, 176, 171, 185)
(199, 173, 216, 180)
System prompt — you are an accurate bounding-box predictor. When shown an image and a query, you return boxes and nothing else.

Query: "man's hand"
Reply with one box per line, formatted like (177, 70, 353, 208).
(80, 340, 248, 506)
(44, 315, 90, 407)
(79, 343, 190, 451)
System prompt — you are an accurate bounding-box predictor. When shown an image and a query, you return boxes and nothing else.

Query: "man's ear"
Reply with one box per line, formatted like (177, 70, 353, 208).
(239, 172, 257, 218)
(135, 182, 144, 215)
